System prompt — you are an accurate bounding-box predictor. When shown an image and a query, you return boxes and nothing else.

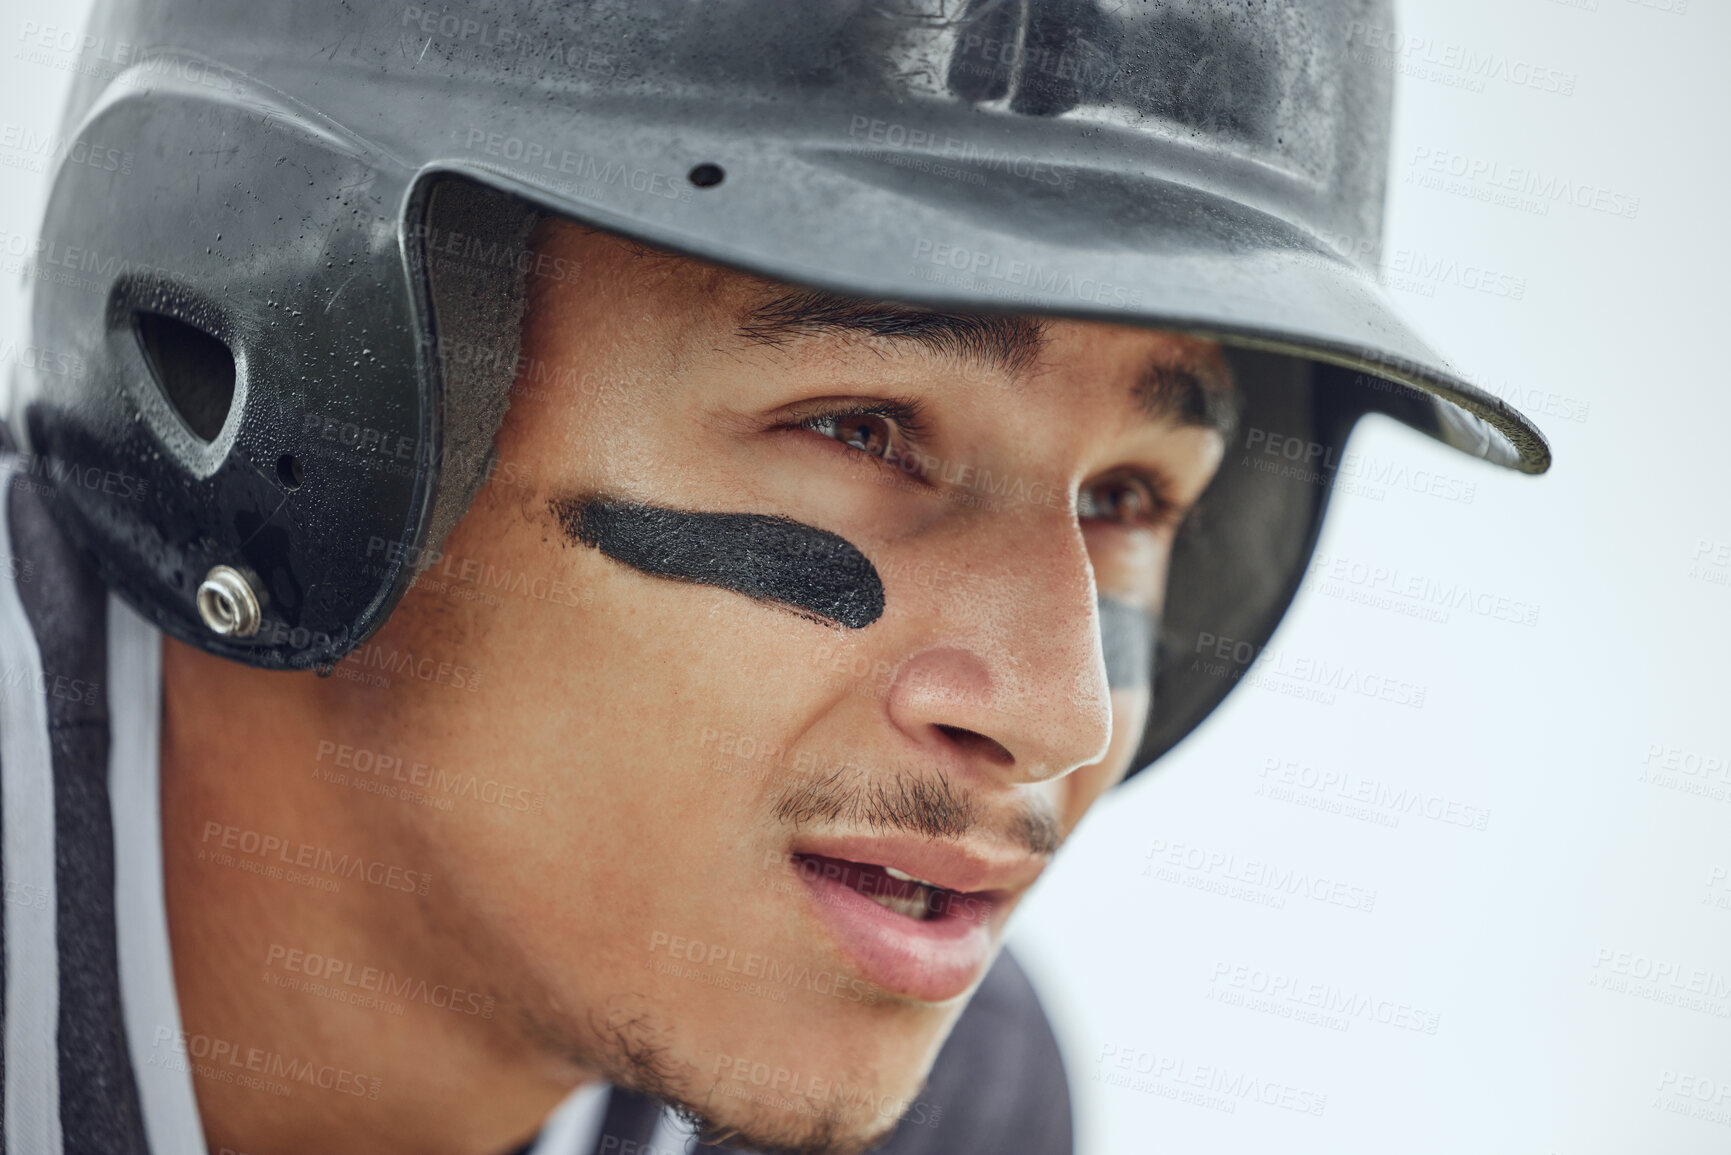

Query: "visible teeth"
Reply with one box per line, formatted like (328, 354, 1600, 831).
(885, 866, 940, 888)
(867, 888, 932, 920)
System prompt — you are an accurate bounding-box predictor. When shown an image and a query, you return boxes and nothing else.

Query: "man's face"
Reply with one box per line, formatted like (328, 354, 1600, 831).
(339, 220, 1228, 1153)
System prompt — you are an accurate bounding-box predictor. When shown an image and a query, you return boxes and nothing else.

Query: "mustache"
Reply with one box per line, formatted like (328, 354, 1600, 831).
(772, 765, 1063, 858)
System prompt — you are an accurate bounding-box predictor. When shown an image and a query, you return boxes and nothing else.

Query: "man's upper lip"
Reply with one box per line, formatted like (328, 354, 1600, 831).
(788, 833, 1048, 897)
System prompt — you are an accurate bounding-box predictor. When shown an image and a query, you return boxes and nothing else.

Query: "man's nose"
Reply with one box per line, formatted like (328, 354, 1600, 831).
(881, 508, 1114, 785)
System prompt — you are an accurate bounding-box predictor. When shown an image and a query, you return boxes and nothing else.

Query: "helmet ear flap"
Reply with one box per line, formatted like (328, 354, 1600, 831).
(1131, 351, 1361, 776)
(18, 86, 438, 668)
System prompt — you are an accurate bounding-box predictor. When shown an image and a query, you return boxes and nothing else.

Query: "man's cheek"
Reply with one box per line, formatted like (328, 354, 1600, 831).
(1096, 596, 1152, 692)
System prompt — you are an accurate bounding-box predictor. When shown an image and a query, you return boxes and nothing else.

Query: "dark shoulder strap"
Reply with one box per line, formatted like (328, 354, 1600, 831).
(3, 457, 149, 1154)
(590, 1086, 669, 1154)
(497, 1084, 664, 1155)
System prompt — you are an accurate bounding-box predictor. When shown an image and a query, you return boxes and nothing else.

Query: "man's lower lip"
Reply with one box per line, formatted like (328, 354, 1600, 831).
(789, 855, 996, 1003)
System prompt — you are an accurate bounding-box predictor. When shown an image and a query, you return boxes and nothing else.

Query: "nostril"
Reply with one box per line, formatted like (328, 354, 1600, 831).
(934, 724, 1014, 767)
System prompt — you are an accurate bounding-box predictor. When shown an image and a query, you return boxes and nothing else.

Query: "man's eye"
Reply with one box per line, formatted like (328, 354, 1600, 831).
(803, 412, 896, 459)
(1078, 474, 1174, 528)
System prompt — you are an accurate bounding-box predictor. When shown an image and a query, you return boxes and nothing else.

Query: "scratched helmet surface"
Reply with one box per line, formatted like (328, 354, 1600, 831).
(11, 0, 1550, 778)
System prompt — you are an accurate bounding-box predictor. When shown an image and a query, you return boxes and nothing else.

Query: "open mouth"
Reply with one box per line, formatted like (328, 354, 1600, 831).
(785, 850, 1005, 1001)
(789, 854, 985, 923)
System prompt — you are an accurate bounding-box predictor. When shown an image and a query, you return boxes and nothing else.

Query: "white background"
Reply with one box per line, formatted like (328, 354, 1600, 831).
(1, 2, 1726, 1154)
(1011, 3, 1731, 1154)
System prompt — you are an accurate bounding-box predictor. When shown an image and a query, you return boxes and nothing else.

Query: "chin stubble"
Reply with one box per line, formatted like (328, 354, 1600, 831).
(517, 1001, 906, 1155)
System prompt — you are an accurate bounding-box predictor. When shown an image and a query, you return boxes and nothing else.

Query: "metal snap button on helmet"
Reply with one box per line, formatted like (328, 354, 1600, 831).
(196, 566, 262, 639)
(11, 0, 1551, 781)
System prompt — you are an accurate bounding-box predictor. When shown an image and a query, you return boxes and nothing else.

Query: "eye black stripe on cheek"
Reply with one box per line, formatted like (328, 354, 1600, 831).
(550, 496, 885, 629)
(1098, 595, 1153, 691)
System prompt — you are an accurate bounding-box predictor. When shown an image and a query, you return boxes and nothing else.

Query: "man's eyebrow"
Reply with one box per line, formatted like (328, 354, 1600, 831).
(1133, 358, 1239, 439)
(739, 287, 1238, 436)
(737, 288, 1049, 378)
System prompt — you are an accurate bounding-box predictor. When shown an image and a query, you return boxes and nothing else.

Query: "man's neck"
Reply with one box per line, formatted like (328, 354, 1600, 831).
(157, 635, 584, 1155)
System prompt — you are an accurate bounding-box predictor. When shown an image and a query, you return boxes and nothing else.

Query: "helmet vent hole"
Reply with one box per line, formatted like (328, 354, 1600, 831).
(134, 310, 236, 443)
(688, 163, 725, 189)
(276, 453, 303, 490)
